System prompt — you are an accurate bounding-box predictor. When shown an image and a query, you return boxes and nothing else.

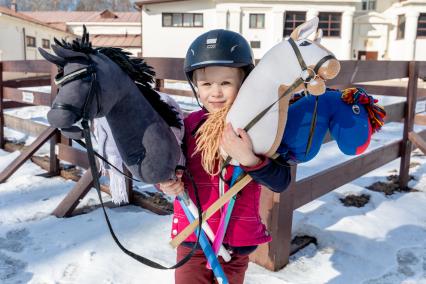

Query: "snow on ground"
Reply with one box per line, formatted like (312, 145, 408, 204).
(0, 89, 426, 283)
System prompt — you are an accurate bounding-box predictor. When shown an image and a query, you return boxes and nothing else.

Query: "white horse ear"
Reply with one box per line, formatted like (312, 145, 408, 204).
(290, 17, 319, 41)
(314, 29, 323, 44)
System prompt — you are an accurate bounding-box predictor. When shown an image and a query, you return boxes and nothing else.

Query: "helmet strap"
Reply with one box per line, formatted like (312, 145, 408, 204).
(186, 73, 203, 109)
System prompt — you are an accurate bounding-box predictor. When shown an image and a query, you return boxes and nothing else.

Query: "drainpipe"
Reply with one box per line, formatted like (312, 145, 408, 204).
(226, 10, 230, 30)
(22, 28, 27, 60)
(383, 23, 391, 59)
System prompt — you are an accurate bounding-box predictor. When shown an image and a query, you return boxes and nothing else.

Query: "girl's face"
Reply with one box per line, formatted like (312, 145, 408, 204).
(194, 66, 244, 113)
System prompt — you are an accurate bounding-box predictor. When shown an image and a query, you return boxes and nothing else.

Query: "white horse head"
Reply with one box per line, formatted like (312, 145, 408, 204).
(226, 17, 341, 161)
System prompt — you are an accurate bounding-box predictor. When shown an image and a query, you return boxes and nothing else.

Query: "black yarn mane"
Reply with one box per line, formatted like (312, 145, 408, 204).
(54, 26, 182, 129)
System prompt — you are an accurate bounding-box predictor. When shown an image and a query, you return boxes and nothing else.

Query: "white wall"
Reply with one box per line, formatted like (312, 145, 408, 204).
(240, 6, 274, 59)
(385, 3, 426, 60)
(0, 13, 74, 61)
(142, 1, 356, 60)
(142, 0, 217, 58)
(415, 39, 426, 60)
(140, 0, 426, 61)
(352, 14, 392, 60)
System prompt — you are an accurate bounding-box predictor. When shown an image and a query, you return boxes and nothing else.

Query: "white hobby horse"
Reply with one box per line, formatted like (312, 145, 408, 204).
(226, 17, 340, 160)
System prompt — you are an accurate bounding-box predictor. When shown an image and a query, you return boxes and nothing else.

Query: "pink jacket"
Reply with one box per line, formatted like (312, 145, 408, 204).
(171, 109, 272, 247)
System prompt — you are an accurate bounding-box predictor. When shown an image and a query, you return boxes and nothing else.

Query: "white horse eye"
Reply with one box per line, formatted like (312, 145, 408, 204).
(300, 41, 312, 46)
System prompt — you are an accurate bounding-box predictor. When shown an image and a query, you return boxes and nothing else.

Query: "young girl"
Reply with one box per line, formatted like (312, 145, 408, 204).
(158, 29, 291, 284)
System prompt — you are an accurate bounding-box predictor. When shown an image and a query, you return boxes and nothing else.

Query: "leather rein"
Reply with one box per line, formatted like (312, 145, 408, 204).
(221, 37, 336, 172)
(52, 56, 203, 270)
(52, 38, 335, 268)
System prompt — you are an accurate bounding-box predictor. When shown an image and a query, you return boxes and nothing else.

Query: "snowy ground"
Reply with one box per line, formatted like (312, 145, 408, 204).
(0, 88, 426, 283)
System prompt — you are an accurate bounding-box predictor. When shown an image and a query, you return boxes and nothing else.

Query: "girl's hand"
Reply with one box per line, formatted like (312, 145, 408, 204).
(156, 170, 184, 196)
(221, 123, 261, 167)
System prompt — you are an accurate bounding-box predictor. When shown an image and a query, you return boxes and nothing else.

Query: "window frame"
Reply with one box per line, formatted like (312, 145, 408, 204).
(42, 39, 50, 49)
(26, 36, 36, 47)
(283, 11, 307, 37)
(249, 13, 265, 29)
(318, 12, 342, 38)
(397, 14, 406, 40)
(162, 12, 203, 28)
(250, 40, 261, 49)
(361, 0, 376, 11)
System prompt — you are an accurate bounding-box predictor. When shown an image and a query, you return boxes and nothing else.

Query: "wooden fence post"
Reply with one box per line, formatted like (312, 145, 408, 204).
(0, 62, 4, 149)
(124, 165, 133, 203)
(250, 164, 297, 271)
(49, 64, 60, 176)
(399, 61, 419, 189)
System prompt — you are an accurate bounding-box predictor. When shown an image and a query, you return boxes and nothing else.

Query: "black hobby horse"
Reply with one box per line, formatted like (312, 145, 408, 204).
(39, 28, 183, 184)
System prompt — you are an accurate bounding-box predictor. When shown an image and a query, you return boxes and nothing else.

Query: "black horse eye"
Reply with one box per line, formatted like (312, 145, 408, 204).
(300, 41, 312, 46)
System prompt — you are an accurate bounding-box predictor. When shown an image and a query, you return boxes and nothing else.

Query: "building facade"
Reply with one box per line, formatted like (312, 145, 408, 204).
(24, 10, 142, 56)
(0, 6, 75, 61)
(135, 0, 426, 61)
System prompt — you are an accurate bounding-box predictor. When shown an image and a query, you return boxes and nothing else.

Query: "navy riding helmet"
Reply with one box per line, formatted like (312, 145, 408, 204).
(183, 29, 255, 105)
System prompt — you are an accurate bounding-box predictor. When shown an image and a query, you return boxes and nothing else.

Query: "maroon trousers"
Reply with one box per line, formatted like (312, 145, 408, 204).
(175, 245, 249, 284)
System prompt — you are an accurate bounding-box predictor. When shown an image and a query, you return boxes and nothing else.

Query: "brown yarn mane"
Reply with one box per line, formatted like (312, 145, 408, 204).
(193, 105, 231, 176)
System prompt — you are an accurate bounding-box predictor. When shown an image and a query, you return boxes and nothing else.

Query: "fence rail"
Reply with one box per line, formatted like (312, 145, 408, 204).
(1, 58, 426, 272)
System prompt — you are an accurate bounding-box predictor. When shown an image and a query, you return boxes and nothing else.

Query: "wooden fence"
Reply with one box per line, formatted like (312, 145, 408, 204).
(145, 58, 426, 271)
(1, 58, 426, 272)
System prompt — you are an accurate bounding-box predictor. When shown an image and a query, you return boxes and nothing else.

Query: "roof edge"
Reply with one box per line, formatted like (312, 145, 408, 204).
(135, 0, 189, 7)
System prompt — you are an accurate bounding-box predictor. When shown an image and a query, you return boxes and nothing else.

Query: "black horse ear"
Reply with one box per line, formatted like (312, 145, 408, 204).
(51, 44, 89, 61)
(38, 47, 66, 67)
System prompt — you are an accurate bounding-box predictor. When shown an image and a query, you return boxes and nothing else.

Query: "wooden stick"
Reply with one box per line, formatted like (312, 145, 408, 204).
(169, 174, 252, 248)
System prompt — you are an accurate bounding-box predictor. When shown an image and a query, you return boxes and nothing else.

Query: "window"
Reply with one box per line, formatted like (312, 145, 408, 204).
(162, 13, 203, 27)
(397, 15, 405, 39)
(249, 14, 265, 29)
(42, 39, 50, 49)
(318, 12, 342, 37)
(26, 36, 36, 47)
(172, 13, 182, 27)
(163, 13, 172, 26)
(283, 11, 306, 37)
(418, 13, 426, 37)
(362, 0, 376, 11)
(250, 41, 261, 49)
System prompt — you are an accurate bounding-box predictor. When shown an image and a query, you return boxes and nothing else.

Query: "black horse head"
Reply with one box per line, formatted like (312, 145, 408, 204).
(39, 26, 183, 183)
(39, 26, 180, 131)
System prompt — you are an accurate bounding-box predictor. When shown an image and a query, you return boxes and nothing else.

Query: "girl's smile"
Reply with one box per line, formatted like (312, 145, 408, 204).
(194, 66, 244, 112)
